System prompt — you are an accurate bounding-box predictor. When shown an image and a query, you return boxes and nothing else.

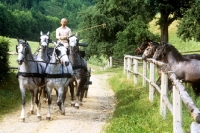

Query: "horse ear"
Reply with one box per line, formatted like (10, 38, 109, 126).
(75, 32, 78, 37)
(24, 38, 27, 42)
(40, 31, 43, 36)
(17, 37, 19, 42)
(52, 41, 58, 46)
(16, 45, 18, 53)
(47, 31, 50, 36)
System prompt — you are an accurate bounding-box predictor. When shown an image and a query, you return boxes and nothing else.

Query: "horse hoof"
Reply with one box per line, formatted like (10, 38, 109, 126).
(31, 110, 34, 114)
(37, 116, 42, 120)
(20, 118, 25, 122)
(71, 103, 75, 107)
(46, 117, 51, 121)
(88, 81, 92, 85)
(61, 112, 65, 115)
(75, 106, 79, 109)
(80, 102, 83, 106)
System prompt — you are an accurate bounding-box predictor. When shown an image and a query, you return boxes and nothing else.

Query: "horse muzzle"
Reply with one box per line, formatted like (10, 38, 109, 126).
(142, 55, 147, 60)
(17, 60, 23, 65)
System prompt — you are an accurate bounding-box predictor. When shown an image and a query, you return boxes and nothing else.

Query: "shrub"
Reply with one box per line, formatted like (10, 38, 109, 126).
(0, 37, 10, 81)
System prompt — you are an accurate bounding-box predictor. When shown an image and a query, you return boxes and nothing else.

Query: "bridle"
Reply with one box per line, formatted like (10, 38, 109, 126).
(55, 44, 69, 64)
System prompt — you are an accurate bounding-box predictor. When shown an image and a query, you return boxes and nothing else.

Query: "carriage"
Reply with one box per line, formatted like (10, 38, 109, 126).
(16, 32, 92, 121)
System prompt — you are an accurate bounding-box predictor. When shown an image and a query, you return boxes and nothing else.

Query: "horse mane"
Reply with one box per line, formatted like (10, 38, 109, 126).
(165, 44, 188, 62)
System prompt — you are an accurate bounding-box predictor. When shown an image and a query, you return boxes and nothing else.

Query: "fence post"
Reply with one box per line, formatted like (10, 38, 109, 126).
(127, 57, 132, 79)
(143, 60, 147, 87)
(149, 62, 155, 102)
(124, 56, 127, 74)
(133, 58, 138, 85)
(173, 85, 182, 133)
(109, 56, 112, 67)
(160, 71, 168, 119)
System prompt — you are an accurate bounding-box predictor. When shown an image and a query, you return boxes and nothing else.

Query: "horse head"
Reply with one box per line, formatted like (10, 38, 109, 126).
(134, 38, 152, 55)
(68, 34, 79, 47)
(53, 41, 70, 66)
(152, 42, 167, 60)
(16, 38, 29, 65)
(39, 31, 50, 48)
(142, 42, 160, 59)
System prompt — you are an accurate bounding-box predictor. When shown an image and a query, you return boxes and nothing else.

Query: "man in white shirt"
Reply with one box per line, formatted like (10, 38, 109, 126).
(56, 18, 72, 48)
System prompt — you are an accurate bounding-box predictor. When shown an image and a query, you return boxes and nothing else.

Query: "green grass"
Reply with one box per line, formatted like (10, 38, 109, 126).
(0, 72, 30, 120)
(102, 68, 198, 133)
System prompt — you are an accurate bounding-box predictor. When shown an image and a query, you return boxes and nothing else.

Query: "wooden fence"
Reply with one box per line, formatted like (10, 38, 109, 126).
(124, 55, 200, 133)
(102, 56, 123, 70)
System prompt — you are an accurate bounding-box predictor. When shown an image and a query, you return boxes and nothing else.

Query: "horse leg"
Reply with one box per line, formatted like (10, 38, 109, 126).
(20, 86, 26, 122)
(69, 82, 75, 107)
(57, 87, 65, 115)
(46, 87, 52, 120)
(42, 87, 48, 102)
(34, 88, 41, 119)
(30, 90, 34, 114)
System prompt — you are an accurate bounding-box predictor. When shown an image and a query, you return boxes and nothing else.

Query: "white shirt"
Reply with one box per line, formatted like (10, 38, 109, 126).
(56, 26, 72, 43)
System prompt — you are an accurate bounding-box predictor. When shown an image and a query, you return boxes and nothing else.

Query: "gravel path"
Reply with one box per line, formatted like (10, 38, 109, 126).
(0, 73, 116, 133)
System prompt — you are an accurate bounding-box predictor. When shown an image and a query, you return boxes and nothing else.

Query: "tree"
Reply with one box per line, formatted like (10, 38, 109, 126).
(177, 0, 200, 42)
(0, 4, 16, 37)
(78, 0, 157, 58)
(113, 16, 160, 58)
(148, 0, 194, 42)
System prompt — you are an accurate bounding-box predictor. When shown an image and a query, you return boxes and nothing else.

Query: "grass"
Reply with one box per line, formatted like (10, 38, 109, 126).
(0, 72, 31, 120)
(102, 68, 199, 133)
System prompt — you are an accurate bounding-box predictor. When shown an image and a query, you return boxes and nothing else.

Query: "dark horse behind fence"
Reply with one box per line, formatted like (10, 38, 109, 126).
(153, 42, 200, 97)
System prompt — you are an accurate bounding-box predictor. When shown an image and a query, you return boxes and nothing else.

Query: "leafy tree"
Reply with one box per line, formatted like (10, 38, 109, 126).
(0, 4, 16, 37)
(113, 16, 160, 58)
(177, 0, 200, 42)
(78, 0, 157, 58)
(148, 0, 194, 42)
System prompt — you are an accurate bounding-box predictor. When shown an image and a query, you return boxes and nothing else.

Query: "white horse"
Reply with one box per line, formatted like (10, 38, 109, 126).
(45, 42, 73, 120)
(35, 31, 51, 102)
(16, 38, 44, 121)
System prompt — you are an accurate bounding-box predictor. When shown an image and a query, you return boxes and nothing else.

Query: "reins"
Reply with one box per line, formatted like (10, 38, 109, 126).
(75, 23, 106, 33)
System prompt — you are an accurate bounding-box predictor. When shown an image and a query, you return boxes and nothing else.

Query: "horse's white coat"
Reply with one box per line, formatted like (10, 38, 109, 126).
(17, 39, 43, 120)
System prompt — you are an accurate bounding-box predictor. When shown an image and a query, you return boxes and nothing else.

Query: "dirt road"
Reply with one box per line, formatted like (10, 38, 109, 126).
(0, 73, 116, 133)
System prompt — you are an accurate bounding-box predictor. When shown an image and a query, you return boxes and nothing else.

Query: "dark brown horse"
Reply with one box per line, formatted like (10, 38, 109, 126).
(134, 38, 152, 55)
(153, 42, 200, 96)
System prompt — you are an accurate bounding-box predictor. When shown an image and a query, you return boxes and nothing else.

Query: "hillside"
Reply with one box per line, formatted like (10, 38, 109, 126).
(149, 16, 200, 53)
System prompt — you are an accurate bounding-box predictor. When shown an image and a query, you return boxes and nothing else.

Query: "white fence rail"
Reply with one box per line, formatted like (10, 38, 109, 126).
(124, 55, 200, 133)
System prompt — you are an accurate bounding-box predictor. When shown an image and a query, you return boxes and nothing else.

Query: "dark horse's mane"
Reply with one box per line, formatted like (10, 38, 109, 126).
(165, 44, 189, 62)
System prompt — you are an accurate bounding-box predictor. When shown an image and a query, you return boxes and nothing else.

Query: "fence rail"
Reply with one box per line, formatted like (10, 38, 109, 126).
(124, 55, 200, 133)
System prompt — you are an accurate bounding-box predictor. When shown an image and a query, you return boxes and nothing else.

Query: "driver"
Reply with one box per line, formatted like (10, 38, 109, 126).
(56, 18, 72, 48)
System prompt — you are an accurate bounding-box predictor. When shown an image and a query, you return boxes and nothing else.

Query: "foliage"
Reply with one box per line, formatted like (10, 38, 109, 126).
(0, 4, 15, 37)
(113, 16, 160, 58)
(0, 37, 10, 81)
(177, 0, 200, 42)
(147, 0, 194, 42)
(79, 0, 156, 58)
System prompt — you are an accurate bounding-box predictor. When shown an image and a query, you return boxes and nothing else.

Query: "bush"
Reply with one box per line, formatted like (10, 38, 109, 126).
(0, 37, 10, 81)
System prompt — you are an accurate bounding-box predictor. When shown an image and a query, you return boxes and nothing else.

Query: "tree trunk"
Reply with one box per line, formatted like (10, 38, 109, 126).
(160, 22, 169, 43)
(160, 13, 169, 43)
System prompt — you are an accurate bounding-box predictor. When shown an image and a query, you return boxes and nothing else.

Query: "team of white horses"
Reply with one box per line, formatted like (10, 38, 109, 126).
(16, 31, 85, 121)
